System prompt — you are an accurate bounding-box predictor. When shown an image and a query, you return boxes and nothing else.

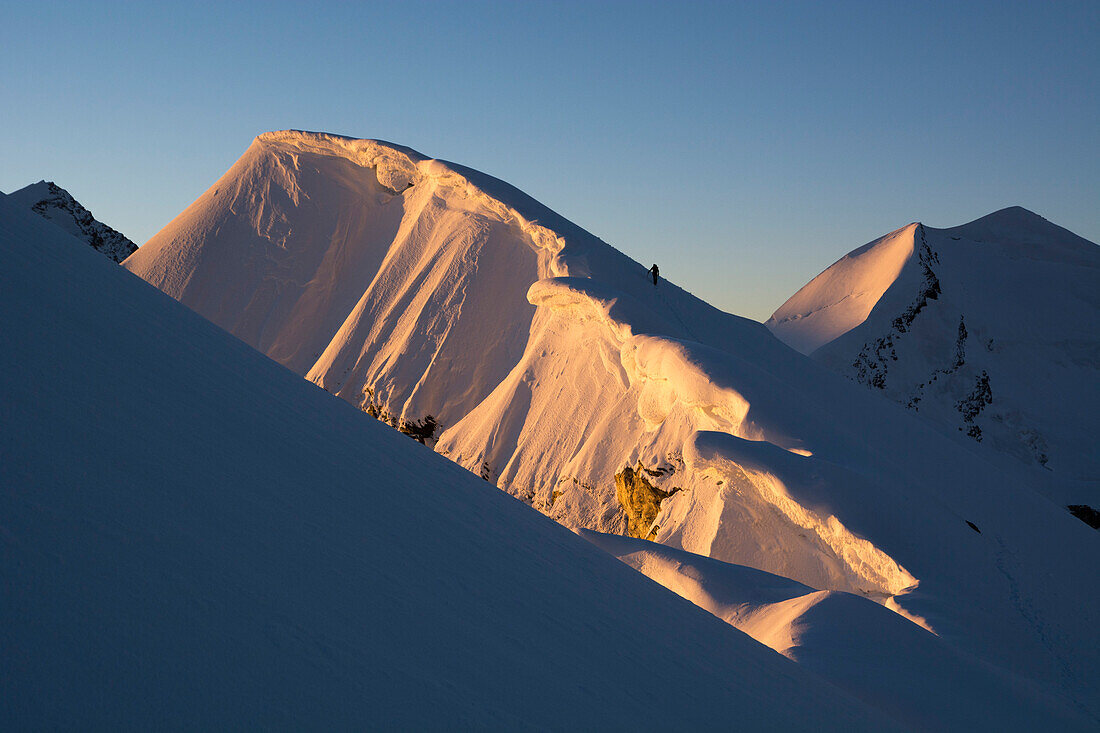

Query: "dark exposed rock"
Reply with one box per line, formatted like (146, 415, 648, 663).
(952, 316, 967, 369)
(18, 181, 138, 263)
(851, 334, 896, 389)
(851, 225, 941, 390)
(955, 370, 993, 441)
(360, 385, 439, 445)
(615, 465, 679, 540)
(889, 225, 941, 334)
(1067, 504, 1100, 530)
(398, 414, 438, 444)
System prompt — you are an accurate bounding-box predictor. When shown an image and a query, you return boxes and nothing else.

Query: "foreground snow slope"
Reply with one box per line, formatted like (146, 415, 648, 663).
(0, 197, 894, 729)
(125, 132, 1099, 718)
(767, 210, 1099, 509)
(6, 180, 137, 262)
(580, 530, 1090, 731)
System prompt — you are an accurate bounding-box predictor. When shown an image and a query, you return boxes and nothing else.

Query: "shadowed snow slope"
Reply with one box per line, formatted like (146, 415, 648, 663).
(6, 180, 137, 262)
(0, 193, 896, 729)
(767, 209, 1100, 508)
(580, 530, 1091, 731)
(125, 132, 1099, 719)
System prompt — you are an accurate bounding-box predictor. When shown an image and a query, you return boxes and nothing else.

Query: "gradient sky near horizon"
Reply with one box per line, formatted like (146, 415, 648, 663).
(2, 0, 1097, 321)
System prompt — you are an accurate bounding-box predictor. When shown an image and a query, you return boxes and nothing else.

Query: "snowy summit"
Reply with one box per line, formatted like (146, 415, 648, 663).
(767, 207, 1100, 511)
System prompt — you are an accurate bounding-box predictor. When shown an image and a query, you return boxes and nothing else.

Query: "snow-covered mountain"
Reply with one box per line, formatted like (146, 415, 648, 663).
(124, 131, 1100, 720)
(766, 209, 1100, 514)
(6, 180, 137, 262)
(0, 189, 898, 729)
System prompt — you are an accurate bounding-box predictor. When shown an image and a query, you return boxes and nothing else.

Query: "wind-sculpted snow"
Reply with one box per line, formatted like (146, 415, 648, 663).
(527, 276, 680, 339)
(2, 194, 900, 730)
(580, 530, 1092, 731)
(126, 132, 1100, 720)
(682, 432, 918, 597)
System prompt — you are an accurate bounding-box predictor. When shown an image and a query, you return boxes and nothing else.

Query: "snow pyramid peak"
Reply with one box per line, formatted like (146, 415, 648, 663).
(768, 208, 1100, 510)
(6, 180, 137, 263)
(765, 222, 923, 354)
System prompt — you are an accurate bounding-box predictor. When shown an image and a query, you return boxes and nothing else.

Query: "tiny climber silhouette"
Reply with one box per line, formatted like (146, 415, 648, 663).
(650, 263, 660, 286)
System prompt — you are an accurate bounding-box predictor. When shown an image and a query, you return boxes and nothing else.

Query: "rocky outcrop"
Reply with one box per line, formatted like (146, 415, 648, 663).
(360, 386, 438, 445)
(9, 181, 137, 263)
(615, 465, 678, 540)
(891, 225, 942, 332)
(955, 370, 993, 441)
(1067, 504, 1100, 530)
(850, 225, 941, 390)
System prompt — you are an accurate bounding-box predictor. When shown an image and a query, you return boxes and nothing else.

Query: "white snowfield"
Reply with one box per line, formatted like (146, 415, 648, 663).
(767, 209, 1100, 509)
(0, 194, 897, 729)
(124, 131, 1099, 722)
(579, 529, 1090, 731)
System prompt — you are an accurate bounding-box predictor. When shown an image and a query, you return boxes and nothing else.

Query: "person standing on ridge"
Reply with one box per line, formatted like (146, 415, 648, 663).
(650, 263, 659, 286)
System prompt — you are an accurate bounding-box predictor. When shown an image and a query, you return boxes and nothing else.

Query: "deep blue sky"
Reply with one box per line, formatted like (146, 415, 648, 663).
(3, 1, 1096, 320)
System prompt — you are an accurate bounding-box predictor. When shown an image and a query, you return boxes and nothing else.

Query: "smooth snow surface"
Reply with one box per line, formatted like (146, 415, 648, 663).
(580, 530, 1091, 730)
(767, 208, 1100, 508)
(766, 223, 919, 354)
(6, 180, 137, 262)
(125, 132, 1100, 722)
(0, 194, 897, 729)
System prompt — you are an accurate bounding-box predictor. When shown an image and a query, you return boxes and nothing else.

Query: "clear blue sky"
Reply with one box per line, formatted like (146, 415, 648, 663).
(2, 0, 1097, 320)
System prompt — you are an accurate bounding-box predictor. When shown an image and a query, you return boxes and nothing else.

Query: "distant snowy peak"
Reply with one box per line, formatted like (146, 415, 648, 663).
(945, 206, 1098, 264)
(767, 208, 1100, 507)
(764, 223, 921, 354)
(7, 181, 137, 263)
(767, 207, 1098, 355)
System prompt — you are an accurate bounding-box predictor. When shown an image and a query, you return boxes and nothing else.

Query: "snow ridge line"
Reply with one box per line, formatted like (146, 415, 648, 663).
(260, 131, 921, 604)
(257, 131, 576, 274)
(849, 224, 941, 389)
(529, 278, 920, 601)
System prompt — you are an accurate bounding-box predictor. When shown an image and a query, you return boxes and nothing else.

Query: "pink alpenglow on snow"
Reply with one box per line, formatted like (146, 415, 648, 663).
(0, 192, 897, 730)
(118, 131, 1099, 725)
